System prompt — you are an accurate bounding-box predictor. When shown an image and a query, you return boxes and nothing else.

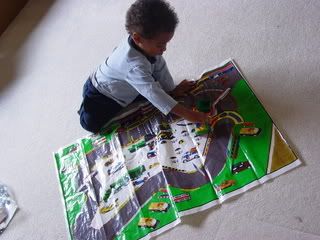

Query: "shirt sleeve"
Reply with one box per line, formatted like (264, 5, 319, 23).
(126, 64, 178, 115)
(153, 56, 176, 92)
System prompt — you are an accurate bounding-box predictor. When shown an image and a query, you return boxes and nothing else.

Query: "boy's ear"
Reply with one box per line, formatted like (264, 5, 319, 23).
(132, 32, 143, 44)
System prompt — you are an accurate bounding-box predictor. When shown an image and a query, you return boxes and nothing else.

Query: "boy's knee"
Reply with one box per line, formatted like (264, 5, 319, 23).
(79, 112, 102, 134)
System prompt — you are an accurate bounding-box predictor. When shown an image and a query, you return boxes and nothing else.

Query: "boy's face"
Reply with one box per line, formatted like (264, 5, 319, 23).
(132, 32, 174, 57)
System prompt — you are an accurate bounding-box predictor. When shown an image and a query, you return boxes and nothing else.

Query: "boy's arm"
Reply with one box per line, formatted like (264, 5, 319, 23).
(153, 56, 175, 92)
(127, 65, 178, 115)
(153, 57, 195, 97)
(170, 103, 209, 124)
(127, 61, 208, 123)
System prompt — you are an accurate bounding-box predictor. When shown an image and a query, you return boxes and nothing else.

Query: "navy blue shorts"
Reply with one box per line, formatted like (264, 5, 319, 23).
(78, 78, 146, 133)
(78, 78, 123, 133)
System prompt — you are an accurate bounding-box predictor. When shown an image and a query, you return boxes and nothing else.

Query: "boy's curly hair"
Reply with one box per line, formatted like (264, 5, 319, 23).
(125, 0, 179, 39)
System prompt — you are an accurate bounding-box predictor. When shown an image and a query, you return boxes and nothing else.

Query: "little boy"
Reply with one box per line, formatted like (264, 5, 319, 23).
(79, 0, 209, 133)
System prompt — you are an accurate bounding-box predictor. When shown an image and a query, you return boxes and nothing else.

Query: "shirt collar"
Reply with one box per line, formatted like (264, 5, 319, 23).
(128, 36, 156, 64)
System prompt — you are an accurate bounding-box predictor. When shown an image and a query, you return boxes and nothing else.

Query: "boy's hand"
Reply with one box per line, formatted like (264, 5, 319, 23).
(188, 111, 210, 124)
(171, 79, 195, 97)
(171, 103, 210, 124)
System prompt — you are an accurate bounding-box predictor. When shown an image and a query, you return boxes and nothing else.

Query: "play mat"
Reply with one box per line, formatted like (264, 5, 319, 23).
(54, 59, 300, 240)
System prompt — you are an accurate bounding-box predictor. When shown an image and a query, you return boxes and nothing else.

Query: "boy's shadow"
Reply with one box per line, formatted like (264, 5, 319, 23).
(0, 0, 56, 95)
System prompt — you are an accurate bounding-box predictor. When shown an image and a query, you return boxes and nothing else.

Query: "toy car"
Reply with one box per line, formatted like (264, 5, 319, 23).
(239, 127, 261, 136)
(147, 150, 157, 159)
(159, 188, 168, 193)
(216, 180, 236, 191)
(102, 188, 113, 202)
(157, 132, 174, 140)
(148, 202, 170, 212)
(110, 175, 130, 194)
(232, 161, 251, 174)
(138, 218, 158, 229)
(100, 204, 114, 214)
(129, 165, 146, 180)
(182, 148, 199, 163)
(104, 158, 114, 167)
(149, 162, 160, 169)
(133, 177, 147, 186)
(128, 140, 146, 153)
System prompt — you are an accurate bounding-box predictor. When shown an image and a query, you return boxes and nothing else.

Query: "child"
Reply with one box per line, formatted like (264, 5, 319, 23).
(79, 0, 209, 133)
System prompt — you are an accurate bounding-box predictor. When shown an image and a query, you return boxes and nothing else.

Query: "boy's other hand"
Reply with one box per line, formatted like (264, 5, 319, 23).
(171, 79, 195, 97)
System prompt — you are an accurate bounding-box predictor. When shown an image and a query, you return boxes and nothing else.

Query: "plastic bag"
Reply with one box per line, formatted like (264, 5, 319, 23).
(0, 183, 18, 234)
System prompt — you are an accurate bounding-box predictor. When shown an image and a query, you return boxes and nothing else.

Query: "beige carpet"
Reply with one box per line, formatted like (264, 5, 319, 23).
(0, 0, 319, 239)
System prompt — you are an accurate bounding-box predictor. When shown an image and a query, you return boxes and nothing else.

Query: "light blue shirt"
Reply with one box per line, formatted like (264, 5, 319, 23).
(91, 37, 178, 115)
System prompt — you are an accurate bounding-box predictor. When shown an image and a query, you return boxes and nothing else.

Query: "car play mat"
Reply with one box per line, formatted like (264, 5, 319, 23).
(54, 59, 301, 240)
